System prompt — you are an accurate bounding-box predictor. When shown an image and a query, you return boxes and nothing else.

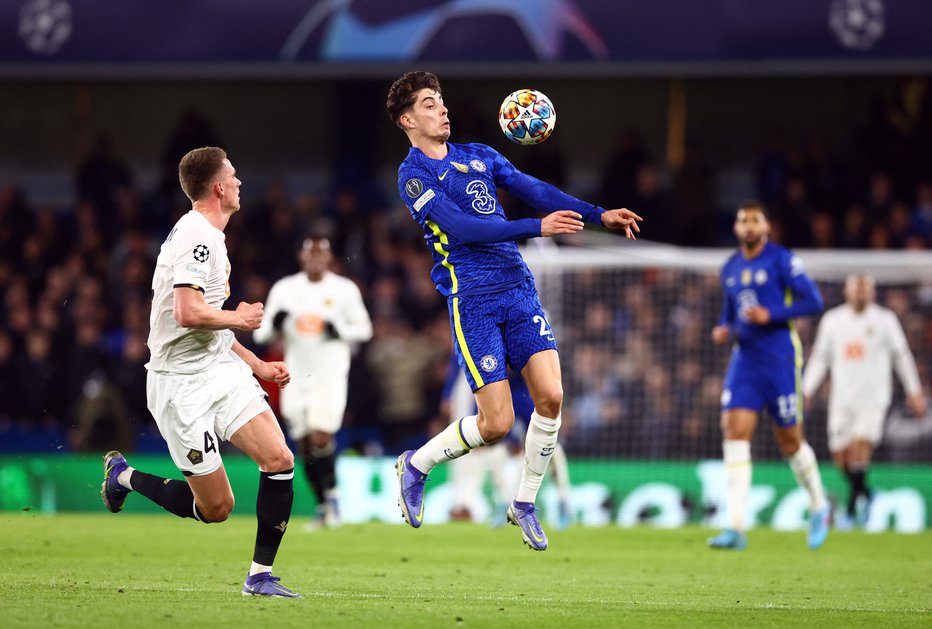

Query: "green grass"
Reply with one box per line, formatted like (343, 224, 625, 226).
(1, 514, 929, 628)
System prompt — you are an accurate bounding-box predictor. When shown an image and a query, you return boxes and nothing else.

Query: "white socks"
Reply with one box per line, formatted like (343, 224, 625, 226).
(789, 442, 827, 513)
(249, 561, 273, 577)
(117, 467, 134, 490)
(723, 440, 751, 532)
(411, 415, 484, 474)
(516, 412, 561, 503)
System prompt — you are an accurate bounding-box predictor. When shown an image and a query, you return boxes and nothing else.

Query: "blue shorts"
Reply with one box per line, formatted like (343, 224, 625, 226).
(721, 351, 802, 427)
(449, 280, 558, 392)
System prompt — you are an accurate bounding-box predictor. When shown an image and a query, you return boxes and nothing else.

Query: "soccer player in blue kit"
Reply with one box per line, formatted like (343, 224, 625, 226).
(385, 71, 642, 550)
(709, 201, 830, 550)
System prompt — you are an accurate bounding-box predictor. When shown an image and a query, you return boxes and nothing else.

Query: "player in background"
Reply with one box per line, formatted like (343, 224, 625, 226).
(709, 200, 828, 551)
(386, 70, 641, 550)
(802, 274, 926, 529)
(253, 236, 373, 530)
(100, 147, 301, 598)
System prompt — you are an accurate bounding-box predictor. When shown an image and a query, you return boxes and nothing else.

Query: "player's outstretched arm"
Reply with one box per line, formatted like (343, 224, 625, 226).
(600, 208, 643, 240)
(427, 197, 543, 244)
(540, 210, 585, 237)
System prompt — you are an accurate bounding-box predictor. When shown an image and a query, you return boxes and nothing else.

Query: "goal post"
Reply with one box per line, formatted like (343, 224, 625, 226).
(522, 240, 932, 466)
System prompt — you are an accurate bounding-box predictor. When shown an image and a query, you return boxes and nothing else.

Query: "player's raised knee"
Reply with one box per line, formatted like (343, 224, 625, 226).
(263, 448, 294, 473)
(479, 410, 515, 442)
(534, 387, 564, 419)
(200, 494, 235, 522)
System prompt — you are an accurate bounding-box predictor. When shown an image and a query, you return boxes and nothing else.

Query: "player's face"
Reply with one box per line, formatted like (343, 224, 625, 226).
(300, 239, 332, 276)
(844, 275, 876, 310)
(217, 159, 242, 212)
(734, 208, 769, 249)
(406, 89, 450, 142)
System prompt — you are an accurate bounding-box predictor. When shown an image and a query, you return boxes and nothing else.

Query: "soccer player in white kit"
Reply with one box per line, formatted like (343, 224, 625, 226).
(802, 274, 926, 528)
(99, 147, 301, 598)
(254, 236, 373, 529)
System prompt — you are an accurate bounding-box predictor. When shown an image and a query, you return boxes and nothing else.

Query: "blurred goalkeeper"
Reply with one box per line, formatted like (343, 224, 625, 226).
(253, 235, 373, 531)
(802, 274, 926, 529)
(386, 70, 641, 550)
(709, 200, 828, 551)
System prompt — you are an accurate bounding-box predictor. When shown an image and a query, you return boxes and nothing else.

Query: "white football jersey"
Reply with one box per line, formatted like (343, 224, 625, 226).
(254, 270, 372, 386)
(146, 210, 234, 374)
(803, 303, 921, 412)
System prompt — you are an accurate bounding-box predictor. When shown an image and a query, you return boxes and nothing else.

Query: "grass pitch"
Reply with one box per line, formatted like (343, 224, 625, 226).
(1, 513, 929, 628)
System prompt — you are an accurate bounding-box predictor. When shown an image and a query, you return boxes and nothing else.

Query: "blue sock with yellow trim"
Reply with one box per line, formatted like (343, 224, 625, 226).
(411, 415, 484, 474)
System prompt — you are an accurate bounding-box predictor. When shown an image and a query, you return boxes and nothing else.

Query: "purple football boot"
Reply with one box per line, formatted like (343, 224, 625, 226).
(100, 450, 131, 513)
(507, 500, 548, 551)
(395, 450, 428, 528)
(242, 573, 302, 598)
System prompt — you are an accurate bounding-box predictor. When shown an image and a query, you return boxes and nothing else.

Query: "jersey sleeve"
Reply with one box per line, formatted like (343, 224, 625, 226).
(886, 310, 923, 396)
(253, 278, 286, 345)
(486, 145, 605, 225)
(398, 163, 542, 244)
(332, 280, 373, 343)
(802, 311, 833, 396)
(171, 227, 213, 294)
(767, 251, 824, 323)
(718, 267, 736, 327)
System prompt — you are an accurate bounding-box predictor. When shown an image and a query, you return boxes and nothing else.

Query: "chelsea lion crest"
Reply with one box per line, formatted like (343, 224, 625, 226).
(479, 355, 498, 372)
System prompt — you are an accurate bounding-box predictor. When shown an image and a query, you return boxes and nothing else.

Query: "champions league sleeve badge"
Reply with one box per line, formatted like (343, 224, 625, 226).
(193, 244, 210, 263)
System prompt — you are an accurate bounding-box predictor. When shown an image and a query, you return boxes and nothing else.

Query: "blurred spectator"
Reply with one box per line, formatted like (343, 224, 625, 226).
(809, 212, 836, 249)
(365, 315, 446, 452)
(69, 369, 135, 453)
(599, 127, 649, 211)
(838, 204, 870, 248)
(910, 181, 932, 244)
(672, 141, 716, 246)
(75, 132, 132, 224)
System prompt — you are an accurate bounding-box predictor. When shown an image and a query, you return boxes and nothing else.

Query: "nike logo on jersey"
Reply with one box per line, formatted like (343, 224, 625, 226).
(439, 169, 449, 180)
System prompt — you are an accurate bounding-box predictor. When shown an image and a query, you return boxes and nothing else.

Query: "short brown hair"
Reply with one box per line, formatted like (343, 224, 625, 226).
(386, 71, 441, 129)
(178, 146, 227, 202)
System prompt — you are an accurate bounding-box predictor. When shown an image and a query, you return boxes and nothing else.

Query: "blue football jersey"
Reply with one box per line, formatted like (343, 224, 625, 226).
(719, 241, 823, 361)
(397, 142, 533, 297)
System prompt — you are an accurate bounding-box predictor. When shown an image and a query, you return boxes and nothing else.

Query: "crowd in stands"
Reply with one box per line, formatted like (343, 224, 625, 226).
(2, 88, 932, 463)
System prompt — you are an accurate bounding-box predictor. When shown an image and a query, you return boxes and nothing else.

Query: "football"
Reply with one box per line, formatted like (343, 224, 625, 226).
(498, 89, 556, 145)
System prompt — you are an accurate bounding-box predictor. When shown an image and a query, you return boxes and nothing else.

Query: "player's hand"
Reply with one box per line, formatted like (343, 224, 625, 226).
(601, 208, 643, 240)
(711, 325, 731, 345)
(235, 302, 264, 330)
(907, 393, 927, 418)
(744, 306, 771, 325)
(541, 210, 585, 237)
(256, 360, 291, 388)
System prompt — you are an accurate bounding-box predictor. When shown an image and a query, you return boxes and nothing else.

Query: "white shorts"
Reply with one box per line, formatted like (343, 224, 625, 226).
(279, 376, 347, 440)
(827, 407, 886, 452)
(147, 350, 271, 476)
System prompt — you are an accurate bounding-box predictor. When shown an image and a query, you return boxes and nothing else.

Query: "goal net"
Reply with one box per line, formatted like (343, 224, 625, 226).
(522, 239, 932, 466)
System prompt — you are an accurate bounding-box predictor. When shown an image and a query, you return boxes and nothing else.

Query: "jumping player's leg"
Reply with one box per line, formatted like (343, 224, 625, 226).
(497, 349, 562, 551)
(517, 349, 563, 504)
(409, 381, 509, 475)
